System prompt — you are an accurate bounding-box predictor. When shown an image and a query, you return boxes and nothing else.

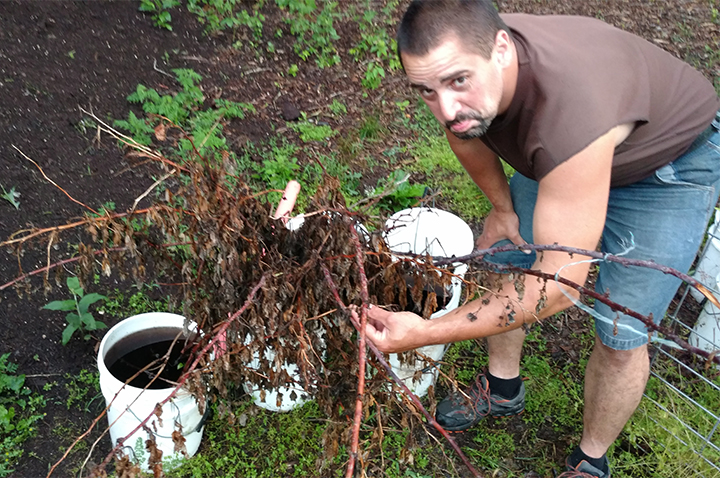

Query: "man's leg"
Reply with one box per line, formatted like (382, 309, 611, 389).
(487, 326, 525, 378)
(580, 338, 649, 458)
(486, 173, 539, 380)
(435, 174, 538, 431)
(568, 120, 720, 476)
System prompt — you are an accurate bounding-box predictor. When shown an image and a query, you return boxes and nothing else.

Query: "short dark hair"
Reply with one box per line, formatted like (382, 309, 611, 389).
(396, 0, 510, 65)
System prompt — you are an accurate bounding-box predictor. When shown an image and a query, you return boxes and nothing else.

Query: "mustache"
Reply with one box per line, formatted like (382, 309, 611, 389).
(445, 112, 486, 130)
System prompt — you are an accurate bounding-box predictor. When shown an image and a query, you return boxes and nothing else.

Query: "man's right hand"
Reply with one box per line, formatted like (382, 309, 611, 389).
(475, 208, 527, 250)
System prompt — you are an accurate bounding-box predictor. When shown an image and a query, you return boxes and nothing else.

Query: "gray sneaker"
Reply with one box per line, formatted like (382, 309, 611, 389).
(435, 373, 525, 432)
(559, 455, 611, 478)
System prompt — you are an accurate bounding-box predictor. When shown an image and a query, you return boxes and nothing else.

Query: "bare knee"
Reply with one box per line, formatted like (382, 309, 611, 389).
(593, 335, 649, 369)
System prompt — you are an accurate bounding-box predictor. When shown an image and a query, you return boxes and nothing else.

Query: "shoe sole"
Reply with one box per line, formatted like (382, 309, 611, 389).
(441, 409, 525, 433)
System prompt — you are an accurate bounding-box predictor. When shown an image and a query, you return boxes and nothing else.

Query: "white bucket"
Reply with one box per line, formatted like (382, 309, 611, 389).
(690, 210, 720, 302)
(243, 214, 362, 412)
(97, 313, 205, 468)
(242, 335, 323, 412)
(383, 207, 474, 397)
(690, 273, 720, 362)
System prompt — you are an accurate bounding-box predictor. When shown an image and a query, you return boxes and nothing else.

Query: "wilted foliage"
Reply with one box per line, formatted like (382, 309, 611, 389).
(16, 156, 459, 473)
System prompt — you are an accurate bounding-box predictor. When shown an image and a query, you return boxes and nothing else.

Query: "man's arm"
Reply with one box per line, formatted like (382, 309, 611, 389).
(364, 126, 624, 353)
(445, 131, 526, 248)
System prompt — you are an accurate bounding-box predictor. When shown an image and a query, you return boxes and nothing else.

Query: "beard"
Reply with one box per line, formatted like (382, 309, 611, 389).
(445, 111, 493, 140)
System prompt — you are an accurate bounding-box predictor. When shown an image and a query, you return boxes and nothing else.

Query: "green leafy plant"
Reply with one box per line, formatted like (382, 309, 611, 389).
(64, 369, 101, 412)
(328, 98, 347, 116)
(114, 68, 255, 161)
(289, 114, 337, 142)
(275, 0, 341, 68)
(251, 140, 301, 202)
(349, 2, 402, 90)
(374, 170, 427, 212)
(139, 0, 180, 30)
(0, 354, 45, 477)
(43, 277, 107, 345)
(187, 0, 266, 39)
(0, 184, 19, 210)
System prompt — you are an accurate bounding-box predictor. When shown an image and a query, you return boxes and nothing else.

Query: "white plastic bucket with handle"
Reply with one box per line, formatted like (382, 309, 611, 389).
(244, 215, 366, 412)
(97, 313, 205, 468)
(691, 210, 720, 302)
(242, 334, 324, 412)
(383, 207, 475, 397)
(690, 272, 720, 365)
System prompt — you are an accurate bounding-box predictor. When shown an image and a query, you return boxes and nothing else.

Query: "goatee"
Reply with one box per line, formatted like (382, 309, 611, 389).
(446, 112, 493, 140)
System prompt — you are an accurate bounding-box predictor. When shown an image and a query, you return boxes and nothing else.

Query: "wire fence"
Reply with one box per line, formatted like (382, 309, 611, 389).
(645, 215, 720, 477)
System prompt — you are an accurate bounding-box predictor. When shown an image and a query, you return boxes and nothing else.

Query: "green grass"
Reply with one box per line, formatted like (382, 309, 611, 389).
(618, 359, 720, 478)
(166, 400, 329, 477)
(0, 354, 46, 477)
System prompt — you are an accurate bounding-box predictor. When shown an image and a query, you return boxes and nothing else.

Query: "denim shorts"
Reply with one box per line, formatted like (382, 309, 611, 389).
(486, 111, 720, 350)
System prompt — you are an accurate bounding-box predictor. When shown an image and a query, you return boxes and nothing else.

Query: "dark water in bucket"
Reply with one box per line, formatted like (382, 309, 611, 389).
(403, 281, 453, 314)
(105, 327, 193, 389)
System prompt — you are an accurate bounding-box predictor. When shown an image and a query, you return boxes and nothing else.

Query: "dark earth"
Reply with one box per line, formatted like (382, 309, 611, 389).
(0, 1, 717, 477)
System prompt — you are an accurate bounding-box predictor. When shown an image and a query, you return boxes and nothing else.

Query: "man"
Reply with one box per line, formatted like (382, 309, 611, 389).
(361, 1, 720, 477)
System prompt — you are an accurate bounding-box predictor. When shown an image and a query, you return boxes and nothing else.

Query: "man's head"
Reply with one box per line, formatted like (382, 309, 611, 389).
(397, 0, 515, 139)
(397, 0, 510, 62)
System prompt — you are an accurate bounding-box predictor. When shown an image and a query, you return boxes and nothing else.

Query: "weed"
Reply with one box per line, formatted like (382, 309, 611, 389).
(139, 0, 180, 31)
(43, 276, 107, 345)
(66, 50, 75, 59)
(75, 117, 98, 136)
(373, 169, 427, 213)
(348, 1, 401, 90)
(0, 354, 46, 477)
(358, 113, 385, 140)
(250, 139, 301, 197)
(328, 98, 347, 116)
(64, 369, 101, 412)
(620, 357, 720, 477)
(287, 63, 299, 77)
(187, 0, 266, 39)
(410, 132, 493, 221)
(362, 61, 386, 90)
(98, 285, 171, 319)
(289, 114, 338, 142)
(0, 184, 20, 210)
(464, 427, 516, 470)
(166, 400, 327, 477)
(114, 68, 255, 161)
(275, 0, 341, 68)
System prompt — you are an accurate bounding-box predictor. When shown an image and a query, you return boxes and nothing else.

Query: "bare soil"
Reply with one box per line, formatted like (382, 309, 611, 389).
(0, 1, 717, 477)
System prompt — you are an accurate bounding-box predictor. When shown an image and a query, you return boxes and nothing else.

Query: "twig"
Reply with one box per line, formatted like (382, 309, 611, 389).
(130, 169, 177, 214)
(0, 246, 124, 292)
(349, 172, 410, 210)
(434, 242, 720, 308)
(323, 246, 484, 478)
(346, 220, 370, 478)
(152, 58, 174, 78)
(489, 262, 720, 365)
(12, 145, 98, 214)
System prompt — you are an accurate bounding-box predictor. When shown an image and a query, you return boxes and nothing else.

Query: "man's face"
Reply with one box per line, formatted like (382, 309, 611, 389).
(402, 35, 505, 140)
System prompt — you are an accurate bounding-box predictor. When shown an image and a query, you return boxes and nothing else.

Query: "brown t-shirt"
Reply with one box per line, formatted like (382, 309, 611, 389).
(482, 14, 720, 187)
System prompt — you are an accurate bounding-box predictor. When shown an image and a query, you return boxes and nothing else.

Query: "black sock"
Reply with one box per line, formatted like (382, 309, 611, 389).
(568, 445, 609, 474)
(486, 372, 522, 399)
